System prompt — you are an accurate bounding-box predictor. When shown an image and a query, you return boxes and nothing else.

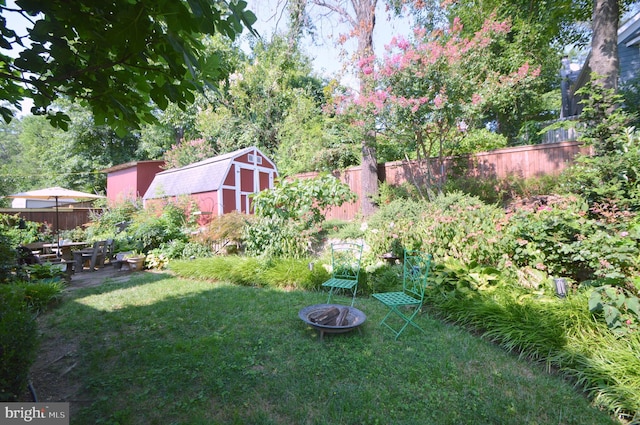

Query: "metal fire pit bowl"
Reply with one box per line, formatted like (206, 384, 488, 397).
(299, 304, 367, 340)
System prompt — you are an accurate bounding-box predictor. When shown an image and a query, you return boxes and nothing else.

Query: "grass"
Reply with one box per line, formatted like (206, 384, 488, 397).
(41, 272, 620, 425)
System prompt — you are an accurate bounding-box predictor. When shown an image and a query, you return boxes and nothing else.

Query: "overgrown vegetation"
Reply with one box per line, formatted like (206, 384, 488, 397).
(0, 234, 64, 401)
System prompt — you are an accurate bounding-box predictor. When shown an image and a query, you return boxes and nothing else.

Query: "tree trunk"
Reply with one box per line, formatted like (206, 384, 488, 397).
(293, 0, 380, 216)
(354, 0, 379, 217)
(590, 0, 619, 90)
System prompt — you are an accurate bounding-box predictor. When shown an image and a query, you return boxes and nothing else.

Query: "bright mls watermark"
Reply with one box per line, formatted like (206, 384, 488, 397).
(1, 403, 69, 424)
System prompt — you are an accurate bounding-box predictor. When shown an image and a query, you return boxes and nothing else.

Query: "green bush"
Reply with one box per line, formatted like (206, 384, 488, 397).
(25, 263, 66, 282)
(0, 214, 42, 247)
(86, 200, 140, 240)
(418, 192, 507, 266)
(0, 288, 38, 401)
(246, 175, 356, 259)
(455, 128, 508, 154)
(362, 198, 428, 259)
(444, 175, 504, 205)
(0, 232, 16, 284)
(504, 197, 640, 286)
(361, 263, 402, 295)
(244, 216, 312, 259)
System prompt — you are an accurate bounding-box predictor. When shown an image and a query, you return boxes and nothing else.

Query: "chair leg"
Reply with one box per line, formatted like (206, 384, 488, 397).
(380, 305, 426, 340)
(326, 287, 335, 305)
(326, 286, 357, 306)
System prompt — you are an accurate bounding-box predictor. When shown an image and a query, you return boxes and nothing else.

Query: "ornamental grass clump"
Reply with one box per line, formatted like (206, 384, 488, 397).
(169, 256, 328, 290)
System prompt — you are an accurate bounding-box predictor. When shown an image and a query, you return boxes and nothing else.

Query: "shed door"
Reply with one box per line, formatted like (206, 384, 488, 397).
(235, 166, 255, 214)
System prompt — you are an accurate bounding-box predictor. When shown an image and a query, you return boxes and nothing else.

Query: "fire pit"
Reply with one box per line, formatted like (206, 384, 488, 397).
(299, 304, 366, 340)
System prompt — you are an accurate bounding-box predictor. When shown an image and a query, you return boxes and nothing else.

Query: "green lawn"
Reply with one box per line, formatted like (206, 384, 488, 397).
(41, 272, 619, 425)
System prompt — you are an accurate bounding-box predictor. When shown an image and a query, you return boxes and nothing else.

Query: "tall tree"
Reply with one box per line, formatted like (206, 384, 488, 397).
(590, 0, 620, 89)
(195, 35, 326, 158)
(340, 17, 540, 195)
(287, 0, 382, 216)
(3, 101, 142, 194)
(0, 0, 256, 133)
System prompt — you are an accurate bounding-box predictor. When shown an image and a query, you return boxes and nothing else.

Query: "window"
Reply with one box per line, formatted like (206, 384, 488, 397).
(248, 154, 262, 165)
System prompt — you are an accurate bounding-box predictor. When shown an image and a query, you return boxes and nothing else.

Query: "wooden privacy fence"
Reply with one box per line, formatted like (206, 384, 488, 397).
(295, 141, 591, 221)
(0, 207, 99, 232)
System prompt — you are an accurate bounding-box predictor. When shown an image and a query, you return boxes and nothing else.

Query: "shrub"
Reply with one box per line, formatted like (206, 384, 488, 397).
(589, 285, 640, 336)
(0, 214, 42, 246)
(455, 128, 508, 154)
(504, 197, 640, 286)
(86, 200, 141, 240)
(195, 211, 247, 246)
(0, 290, 37, 401)
(416, 192, 507, 266)
(246, 175, 356, 259)
(361, 263, 403, 295)
(25, 263, 66, 282)
(362, 198, 428, 258)
(127, 204, 189, 253)
(444, 175, 504, 205)
(0, 232, 16, 284)
(244, 216, 312, 259)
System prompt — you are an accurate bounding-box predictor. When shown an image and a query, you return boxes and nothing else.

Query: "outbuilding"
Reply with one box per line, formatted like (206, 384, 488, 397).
(142, 146, 278, 217)
(102, 160, 166, 205)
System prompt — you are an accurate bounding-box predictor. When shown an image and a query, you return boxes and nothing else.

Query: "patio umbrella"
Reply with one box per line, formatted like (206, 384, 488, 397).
(6, 187, 105, 253)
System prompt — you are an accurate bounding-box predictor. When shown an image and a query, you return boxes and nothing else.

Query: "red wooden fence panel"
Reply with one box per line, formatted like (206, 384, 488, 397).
(0, 208, 99, 232)
(295, 141, 591, 221)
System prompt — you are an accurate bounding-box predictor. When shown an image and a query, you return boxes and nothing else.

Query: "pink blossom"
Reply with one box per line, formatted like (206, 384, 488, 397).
(451, 17, 463, 33)
(396, 36, 410, 50)
(433, 94, 447, 109)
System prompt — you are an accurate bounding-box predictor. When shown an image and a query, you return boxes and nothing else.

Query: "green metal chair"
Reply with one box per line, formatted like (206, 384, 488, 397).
(373, 250, 432, 340)
(322, 242, 363, 306)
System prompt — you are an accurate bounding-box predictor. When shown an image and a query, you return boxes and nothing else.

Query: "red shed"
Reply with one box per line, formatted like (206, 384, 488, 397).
(103, 160, 165, 205)
(142, 147, 277, 216)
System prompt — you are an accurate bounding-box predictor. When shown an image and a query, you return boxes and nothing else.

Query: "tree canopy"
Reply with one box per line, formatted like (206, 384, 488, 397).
(0, 0, 256, 134)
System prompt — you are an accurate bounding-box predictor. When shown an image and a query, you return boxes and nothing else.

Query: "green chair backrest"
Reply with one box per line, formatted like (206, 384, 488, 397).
(403, 250, 432, 300)
(331, 243, 363, 281)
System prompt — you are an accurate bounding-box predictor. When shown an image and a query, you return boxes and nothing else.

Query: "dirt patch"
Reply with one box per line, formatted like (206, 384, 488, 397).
(21, 266, 137, 407)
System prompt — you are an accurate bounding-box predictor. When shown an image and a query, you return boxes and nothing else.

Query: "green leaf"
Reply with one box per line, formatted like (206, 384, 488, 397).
(625, 296, 640, 318)
(588, 291, 603, 312)
(602, 304, 620, 328)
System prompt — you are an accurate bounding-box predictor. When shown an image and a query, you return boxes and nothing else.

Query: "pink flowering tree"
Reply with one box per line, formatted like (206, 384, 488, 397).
(331, 16, 541, 196)
(162, 138, 217, 169)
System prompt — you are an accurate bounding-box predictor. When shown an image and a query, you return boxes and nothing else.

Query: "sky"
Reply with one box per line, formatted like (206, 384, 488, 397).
(244, 0, 414, 84)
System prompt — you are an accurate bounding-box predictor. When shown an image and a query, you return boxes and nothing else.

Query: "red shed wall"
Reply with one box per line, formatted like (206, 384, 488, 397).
(106, 161, 164, 205)
(107, 168, 139, 205)
(137, 162, 165, 198)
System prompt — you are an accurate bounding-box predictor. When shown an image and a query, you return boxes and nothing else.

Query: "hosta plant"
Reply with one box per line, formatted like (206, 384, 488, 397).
(589, 285, 640, 335)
